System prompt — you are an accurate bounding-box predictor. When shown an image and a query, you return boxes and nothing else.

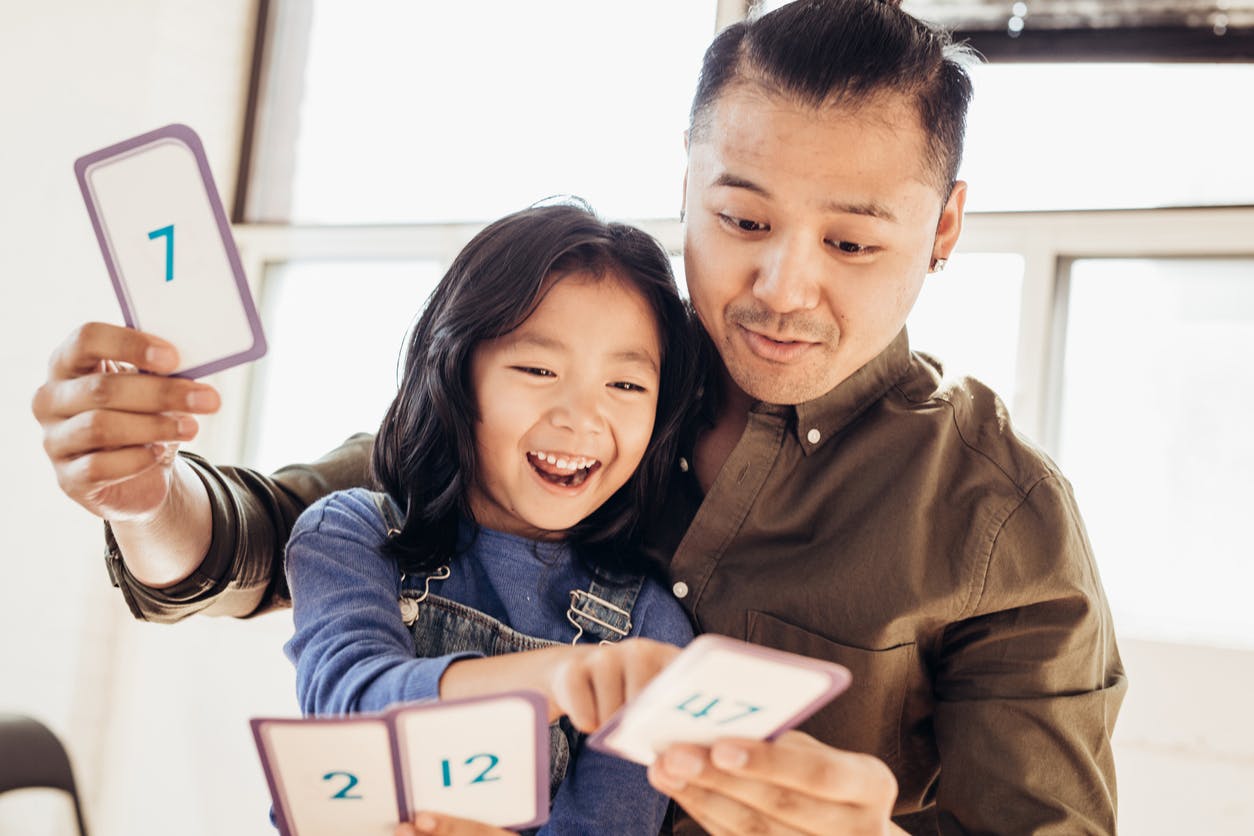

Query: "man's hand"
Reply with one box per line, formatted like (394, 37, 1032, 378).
(550, 637, 682, 733)
(395, 812, 512, 835)
(31, 322, 220, 522)
(647, 730, 903, 836)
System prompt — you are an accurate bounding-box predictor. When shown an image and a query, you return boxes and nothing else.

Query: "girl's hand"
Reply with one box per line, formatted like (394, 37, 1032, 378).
(396, 812, 512, 835)
(550, 637, 682, 733)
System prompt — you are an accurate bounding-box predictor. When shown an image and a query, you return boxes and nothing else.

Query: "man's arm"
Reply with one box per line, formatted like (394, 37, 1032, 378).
(34, 322, 374, 623)
(928, 473, 1126, 833)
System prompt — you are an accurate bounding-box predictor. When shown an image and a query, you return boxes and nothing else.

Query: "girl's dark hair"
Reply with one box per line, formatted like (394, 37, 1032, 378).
(372, 200, 697, 578)
(690, 0, 976, 196)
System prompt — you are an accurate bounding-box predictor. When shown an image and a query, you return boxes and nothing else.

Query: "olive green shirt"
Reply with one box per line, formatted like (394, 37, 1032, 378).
(105, 328, 1125, 834)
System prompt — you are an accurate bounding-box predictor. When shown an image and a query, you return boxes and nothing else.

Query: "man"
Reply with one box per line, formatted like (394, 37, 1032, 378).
(33, 1, 1125, 833)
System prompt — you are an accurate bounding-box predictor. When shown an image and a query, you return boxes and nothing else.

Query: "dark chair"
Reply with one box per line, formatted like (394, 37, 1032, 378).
(0, 714, 89, 835)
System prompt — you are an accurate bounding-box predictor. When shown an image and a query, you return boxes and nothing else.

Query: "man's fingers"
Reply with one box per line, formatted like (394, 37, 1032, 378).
(32, 370, 219, 422)
(650, 743, 879, 835)
(650, 773, 814, 836)
(646, 735, 899, 834)
(43, 410, 198, 460)
(56, 446, 165, 493)
(48, 322, 179, 379)
(700, 732, 898, 808)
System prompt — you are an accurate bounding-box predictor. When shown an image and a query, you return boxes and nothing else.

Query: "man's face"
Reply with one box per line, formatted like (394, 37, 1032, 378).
(683, 85, 966, 405)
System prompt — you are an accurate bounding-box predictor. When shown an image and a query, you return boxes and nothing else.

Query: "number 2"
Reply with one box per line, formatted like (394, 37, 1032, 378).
(322, 771, 362, 800)
(148, 224, 174, 281)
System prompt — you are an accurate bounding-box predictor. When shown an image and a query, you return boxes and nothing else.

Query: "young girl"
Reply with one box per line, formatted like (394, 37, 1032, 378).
(282, 202, 698, 835)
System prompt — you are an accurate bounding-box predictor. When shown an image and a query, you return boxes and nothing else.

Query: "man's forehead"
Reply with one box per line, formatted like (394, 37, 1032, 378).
(697, 85, 943, 210)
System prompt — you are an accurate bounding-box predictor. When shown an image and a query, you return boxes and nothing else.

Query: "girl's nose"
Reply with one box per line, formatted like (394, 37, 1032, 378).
(548, 387, 605, 434)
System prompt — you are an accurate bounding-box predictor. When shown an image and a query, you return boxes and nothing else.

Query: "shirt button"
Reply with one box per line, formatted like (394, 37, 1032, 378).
(807, 427, 822, 444)
(672, 581, 690, 599)
(678, 457, 689, 472)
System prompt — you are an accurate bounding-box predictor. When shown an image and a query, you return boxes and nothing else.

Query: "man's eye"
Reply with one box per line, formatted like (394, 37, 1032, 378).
(719, 213, 769, 233)
(831, 240, 876, 255)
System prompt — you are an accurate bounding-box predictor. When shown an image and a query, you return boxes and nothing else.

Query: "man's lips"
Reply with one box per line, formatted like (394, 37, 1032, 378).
(736, 325, 820, 363)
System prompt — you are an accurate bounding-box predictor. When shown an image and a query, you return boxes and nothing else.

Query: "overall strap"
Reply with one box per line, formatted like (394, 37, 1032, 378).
(369, 490, 404, 536)
(566, 570, 647, 645)
(370, 491, 450, 625)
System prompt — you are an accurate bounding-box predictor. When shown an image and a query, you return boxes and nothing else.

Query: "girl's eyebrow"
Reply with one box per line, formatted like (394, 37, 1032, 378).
(506, 333, 658, 372)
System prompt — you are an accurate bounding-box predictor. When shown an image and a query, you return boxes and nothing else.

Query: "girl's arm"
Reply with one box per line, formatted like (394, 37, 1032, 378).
(285, 491, 481, 715)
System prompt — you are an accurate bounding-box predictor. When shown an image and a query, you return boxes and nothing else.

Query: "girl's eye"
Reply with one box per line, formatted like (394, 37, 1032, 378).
(513, 366, 555, 378)
(719, 213, 769, 234)
(609, 381, 648, 393)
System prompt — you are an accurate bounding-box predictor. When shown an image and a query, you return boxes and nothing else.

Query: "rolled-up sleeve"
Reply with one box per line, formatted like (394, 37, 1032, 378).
(105, 433, 375, 623)
(931, 474, 1127, 835)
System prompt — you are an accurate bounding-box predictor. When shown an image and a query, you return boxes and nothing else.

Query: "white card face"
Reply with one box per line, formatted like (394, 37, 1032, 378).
(393, 694, 547, 829)
(76, 125, 266, 378)
(590, 634, 852, 766)
(256, 719, 400, 836)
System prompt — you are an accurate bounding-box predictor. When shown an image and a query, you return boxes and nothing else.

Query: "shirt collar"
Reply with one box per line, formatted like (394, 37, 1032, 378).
(790, 327, 913, 455)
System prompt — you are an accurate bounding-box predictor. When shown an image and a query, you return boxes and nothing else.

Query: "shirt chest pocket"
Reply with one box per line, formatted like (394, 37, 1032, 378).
(747, 610, 915, 768)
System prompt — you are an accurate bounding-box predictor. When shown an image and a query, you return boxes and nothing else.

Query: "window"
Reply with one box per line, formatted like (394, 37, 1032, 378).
(259, 0, 717, 224)
(1055, 257, 1254, 649)
(961, 64, 1254, 212)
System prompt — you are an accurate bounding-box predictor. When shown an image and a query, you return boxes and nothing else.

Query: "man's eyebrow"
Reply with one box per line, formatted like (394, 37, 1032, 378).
(507, 334, 658, 372)
(712, 171, 898, 224)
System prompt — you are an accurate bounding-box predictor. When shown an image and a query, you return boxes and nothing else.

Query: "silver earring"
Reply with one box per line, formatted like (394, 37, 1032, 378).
(930, 257, 947, 273)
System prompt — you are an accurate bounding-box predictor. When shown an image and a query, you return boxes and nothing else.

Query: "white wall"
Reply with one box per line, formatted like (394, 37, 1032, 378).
(0, 2, 296, 834)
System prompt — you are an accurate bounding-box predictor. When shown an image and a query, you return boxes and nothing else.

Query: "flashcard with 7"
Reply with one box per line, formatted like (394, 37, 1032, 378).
(75, 124, 265, 378)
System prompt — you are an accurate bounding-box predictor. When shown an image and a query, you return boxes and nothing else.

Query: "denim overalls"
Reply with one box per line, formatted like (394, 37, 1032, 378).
(370, 493, 646, 804)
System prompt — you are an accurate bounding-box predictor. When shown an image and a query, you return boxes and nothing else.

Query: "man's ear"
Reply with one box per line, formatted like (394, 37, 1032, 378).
(932, 180, 967, 264)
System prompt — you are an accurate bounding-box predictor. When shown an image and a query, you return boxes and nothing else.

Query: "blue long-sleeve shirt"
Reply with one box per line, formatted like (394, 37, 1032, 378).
(283, 488, 693, 835)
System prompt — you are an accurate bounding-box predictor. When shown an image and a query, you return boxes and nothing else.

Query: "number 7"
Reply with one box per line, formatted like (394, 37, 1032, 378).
(148, 224, 174, 281)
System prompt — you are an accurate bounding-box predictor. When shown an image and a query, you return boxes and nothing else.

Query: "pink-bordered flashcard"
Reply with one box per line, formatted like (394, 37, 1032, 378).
(587, 633, 852, 766)
(251, 691, 550, 836)
(75, 124, 266, 378)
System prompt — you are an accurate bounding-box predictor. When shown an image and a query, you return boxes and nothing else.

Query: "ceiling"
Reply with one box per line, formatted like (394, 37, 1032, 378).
(902, 1, 1254, 30)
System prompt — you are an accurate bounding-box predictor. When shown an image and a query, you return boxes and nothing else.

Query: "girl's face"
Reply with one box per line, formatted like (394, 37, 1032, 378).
(467, 270, 663, 537)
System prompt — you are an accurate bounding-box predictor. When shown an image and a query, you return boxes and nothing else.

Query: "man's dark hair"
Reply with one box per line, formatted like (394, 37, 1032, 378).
(372, 200, 697, 578)
(689, 0, 976, 196)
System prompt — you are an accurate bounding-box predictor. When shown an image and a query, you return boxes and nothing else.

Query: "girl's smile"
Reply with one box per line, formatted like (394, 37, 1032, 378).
(467, 270, 663, 536)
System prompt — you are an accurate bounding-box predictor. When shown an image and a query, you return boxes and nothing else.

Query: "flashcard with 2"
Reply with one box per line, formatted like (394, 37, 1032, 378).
(75, 124, 265, 378)
(252, 691, 549, 836)
(587, 633, 852, 766)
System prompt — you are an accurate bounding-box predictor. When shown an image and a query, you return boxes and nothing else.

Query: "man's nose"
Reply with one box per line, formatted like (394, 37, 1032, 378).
(752, 233, 823, 313)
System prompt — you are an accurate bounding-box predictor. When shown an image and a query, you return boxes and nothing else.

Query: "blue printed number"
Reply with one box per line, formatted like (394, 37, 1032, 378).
(676, 693, 763, 725)
(440, 753, 501, 788)
(323, 771, 362, 800)
(147, 224, 174, 282)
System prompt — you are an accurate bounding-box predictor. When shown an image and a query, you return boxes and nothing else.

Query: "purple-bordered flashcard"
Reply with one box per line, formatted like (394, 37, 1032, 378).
(75, 124, 266, 379)
(251, 690, 550, 836)
(587, 633, 852, 766)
